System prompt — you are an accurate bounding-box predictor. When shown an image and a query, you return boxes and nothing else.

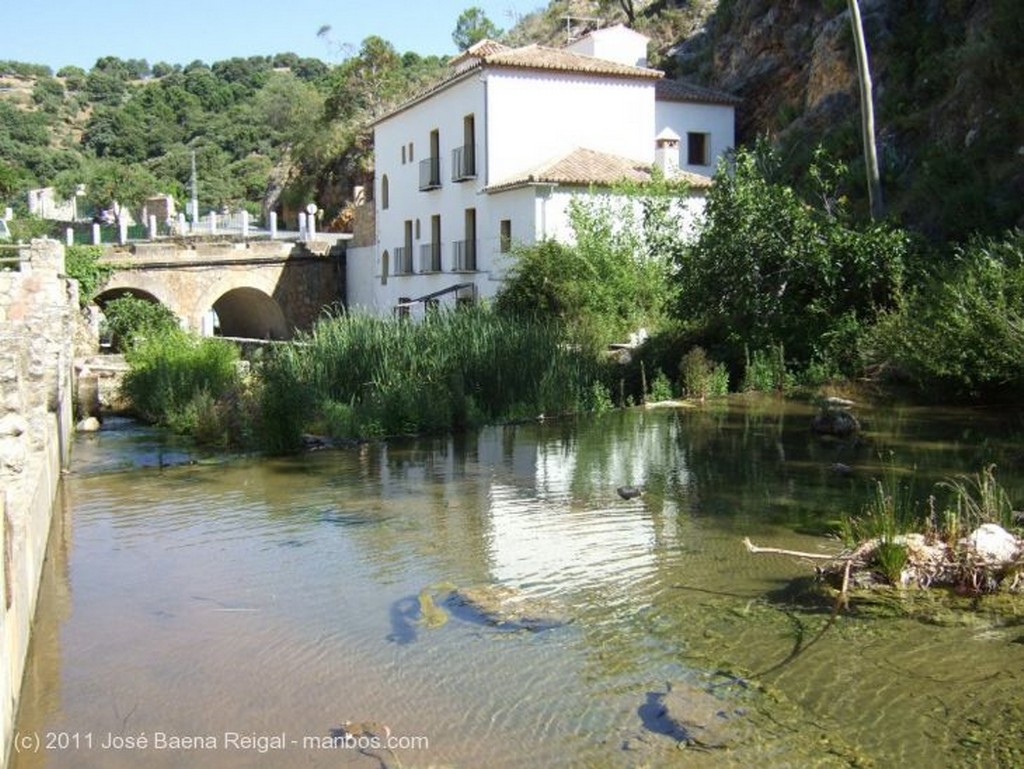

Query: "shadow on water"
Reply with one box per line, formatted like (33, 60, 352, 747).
(386, 596, 420, 645)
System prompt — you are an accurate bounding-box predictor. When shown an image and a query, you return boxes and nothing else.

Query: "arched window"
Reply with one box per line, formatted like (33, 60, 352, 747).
(381, 174, 390, 210)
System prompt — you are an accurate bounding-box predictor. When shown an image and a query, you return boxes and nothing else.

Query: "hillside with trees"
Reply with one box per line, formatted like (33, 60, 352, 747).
(0, 45, 446, 230)
(0, 1, 1020, 242)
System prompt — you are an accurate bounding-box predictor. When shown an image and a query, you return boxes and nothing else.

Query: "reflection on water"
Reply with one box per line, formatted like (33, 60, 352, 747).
(12, 397, 1024, 768)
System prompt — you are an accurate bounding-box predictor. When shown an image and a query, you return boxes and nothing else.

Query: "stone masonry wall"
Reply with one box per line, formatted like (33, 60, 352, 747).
(0, 239, 76, 768)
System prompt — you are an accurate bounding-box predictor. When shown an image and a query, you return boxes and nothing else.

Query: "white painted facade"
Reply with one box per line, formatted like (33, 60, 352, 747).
(656, 100, 735, 178)
(564, 23, 650, 67)
(346, 27, 736, 317)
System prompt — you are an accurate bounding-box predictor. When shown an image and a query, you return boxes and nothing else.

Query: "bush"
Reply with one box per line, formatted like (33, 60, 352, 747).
(101, 293, 179, 351)
(863, 230, 1024, 399)
(121, 328, 241, 427)
(679, 346, 729, 399)
(496, 185, 682, 348)
(677, 145, 910, 376)
(65, 244, 114, 306)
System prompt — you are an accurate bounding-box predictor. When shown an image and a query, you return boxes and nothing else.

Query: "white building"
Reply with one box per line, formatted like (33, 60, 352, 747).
(346, 25, 737, 316)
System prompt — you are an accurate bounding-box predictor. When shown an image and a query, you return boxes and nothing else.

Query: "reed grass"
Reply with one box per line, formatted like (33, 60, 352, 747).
(257, 306, 603, 452)
(935, 464, 1017, 542)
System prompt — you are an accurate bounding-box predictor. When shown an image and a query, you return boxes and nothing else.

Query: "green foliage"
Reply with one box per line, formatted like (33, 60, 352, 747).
(7, 216, 52, 243)
(496, 189, 682, 348)
(678, 145, 910, 376)
(585, 381, 615, 414)
(255, 307, 602, 453)
(936, 465, 1018, 540)
(64, 245, 114, 305)
(101, 294, 179, 351)
(649, 369, 674, 401)
(679, 346, 729, 399)
(0, 61, 53, 78)
(841, 459, 918, 584)
(54, 159, 160, 227)
(741, 345, 794, 393)
(864, 230, 1024, 399)
(121, 328, 241, 429)
(453, 7, 504, 50)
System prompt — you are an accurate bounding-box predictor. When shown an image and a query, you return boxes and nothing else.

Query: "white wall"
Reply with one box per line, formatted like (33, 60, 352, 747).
(564, 25, 650, 67)
(486, 71, 656, 185)
(656, 100, 735, 177)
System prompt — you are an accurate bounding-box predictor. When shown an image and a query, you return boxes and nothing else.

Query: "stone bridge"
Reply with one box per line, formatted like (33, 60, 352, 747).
(95, 238, 346, 340)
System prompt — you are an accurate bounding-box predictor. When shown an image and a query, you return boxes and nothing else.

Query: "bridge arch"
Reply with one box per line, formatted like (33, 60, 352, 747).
(94, 286, 165, 310)
(96, 275, 180, 318)
(193, 275, 291, 340)
(211, 287, 290, 340)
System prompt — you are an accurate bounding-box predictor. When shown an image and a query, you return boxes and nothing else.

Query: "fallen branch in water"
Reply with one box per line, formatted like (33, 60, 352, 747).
(742, 537, 847, 562)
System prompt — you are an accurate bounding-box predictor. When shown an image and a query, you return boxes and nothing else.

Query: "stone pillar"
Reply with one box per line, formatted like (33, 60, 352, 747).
(241, 210, 249, 239)
(177, 212, 187, 235)
(269, 211, 278, 239)
(65, 228, 74, 247)
(91, 223, 101, 245)
(209, 212, 217, 234)
(298, 213, 307, 240)
(118, 218, 128, 245)
(148, 215, 158, 240)
(308, 213, 316, 240)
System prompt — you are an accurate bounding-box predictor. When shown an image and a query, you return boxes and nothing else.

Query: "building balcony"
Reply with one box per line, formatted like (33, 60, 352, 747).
(393, 246, 413, 275)
(451, 239, 477, 272)
(419, 242, 441, 273)
(418, 157, 441, 191)
(451, 145, 477, 182)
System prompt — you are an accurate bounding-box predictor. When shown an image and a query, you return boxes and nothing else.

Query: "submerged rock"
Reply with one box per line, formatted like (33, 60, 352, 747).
(449, 585, 570, 631)
(638, 681, 750, 750)
(811, 406, 860, 437)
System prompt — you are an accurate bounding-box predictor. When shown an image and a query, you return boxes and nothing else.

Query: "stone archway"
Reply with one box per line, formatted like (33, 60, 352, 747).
(210, 287, 290, 340)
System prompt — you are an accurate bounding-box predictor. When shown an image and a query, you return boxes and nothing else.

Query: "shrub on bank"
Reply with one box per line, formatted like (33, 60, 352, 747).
(863, 229, 1024, 400)
(121, 328, 242, 429)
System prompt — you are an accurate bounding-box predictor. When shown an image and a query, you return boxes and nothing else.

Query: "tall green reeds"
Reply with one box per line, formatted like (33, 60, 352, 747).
(257, 306, 603, 452)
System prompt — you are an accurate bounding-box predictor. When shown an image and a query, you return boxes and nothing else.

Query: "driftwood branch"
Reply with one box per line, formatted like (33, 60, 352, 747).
(742, 537, 847, 562)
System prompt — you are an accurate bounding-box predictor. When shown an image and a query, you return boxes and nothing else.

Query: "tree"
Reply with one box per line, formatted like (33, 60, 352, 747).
(0, 160, 27, 204)
(847, 0, 884, 220)
(55, 159, 160, 235)
(676, 146, 907, 372)
(452, 7, 503, 50)
(323, 36, 404, 121)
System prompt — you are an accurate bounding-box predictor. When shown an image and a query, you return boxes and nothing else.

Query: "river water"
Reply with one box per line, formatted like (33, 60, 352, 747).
(11, 398, 1024, 768)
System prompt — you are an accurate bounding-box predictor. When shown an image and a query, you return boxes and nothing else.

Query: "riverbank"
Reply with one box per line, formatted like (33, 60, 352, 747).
(0, 239, 76, 769)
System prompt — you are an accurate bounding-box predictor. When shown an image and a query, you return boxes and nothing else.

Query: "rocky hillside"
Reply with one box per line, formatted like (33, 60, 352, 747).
(666, 0, 1023, 240)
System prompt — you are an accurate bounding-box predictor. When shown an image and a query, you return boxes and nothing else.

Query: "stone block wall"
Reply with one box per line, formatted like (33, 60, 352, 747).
(0, 239, 76, 768)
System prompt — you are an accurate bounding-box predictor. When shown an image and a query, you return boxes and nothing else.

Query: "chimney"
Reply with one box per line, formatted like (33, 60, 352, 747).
(654, 128, 681, 176)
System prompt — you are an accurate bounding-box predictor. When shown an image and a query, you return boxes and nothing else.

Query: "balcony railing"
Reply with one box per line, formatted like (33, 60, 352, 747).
(451, 144, 477, 182)
(419, 242, 441, 273)
(418, 157, 441, 191)
(393, 246, 413, 275)
(451, 239, 477, 272)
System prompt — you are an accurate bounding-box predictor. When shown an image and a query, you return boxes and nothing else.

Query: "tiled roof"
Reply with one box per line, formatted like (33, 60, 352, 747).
(655, 78, 741, 105)
(479, 44, 662, 80)
(375, 39, 662, 125)
(485, 147, 713, 192)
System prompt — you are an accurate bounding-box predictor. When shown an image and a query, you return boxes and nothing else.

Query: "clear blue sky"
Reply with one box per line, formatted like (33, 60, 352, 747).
(5, 0, 540, 72)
